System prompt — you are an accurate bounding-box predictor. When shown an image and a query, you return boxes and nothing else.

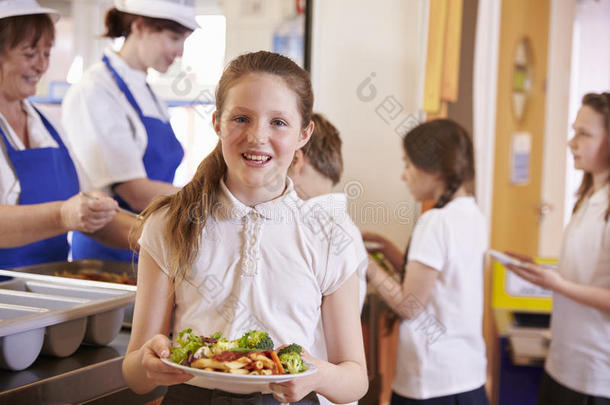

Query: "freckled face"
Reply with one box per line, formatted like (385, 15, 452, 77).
(213, 73, 312, 195)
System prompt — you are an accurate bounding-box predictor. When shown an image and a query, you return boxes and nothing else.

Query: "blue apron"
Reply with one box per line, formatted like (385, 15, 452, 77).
(71, 55, 184, 262)
(0, 106, 80, 269)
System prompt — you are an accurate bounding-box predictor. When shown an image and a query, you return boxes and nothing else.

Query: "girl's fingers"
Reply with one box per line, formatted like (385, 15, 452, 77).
(147, 370, 193, 386)
(150, 335, 172, 358)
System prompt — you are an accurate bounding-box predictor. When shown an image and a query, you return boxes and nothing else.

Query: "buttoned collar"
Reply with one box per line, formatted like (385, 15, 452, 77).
(217, 177, 300, 221)
(103, 48, 148, 85)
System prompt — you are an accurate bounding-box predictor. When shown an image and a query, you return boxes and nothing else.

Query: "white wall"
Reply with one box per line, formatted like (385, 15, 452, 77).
(310, 0, 429, 249)
(538, 0, 576, 258)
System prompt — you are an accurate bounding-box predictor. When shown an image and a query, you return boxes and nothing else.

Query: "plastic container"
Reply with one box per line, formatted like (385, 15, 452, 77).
(0, 271, 135, 371)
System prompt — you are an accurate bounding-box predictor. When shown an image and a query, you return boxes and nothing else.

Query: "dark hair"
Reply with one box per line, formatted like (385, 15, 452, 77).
(0, 14, 55, 56)
(138, 51, 314, 282)
(573, 92, 610, 221)
(403, 119, 475, 208)
(299, 113, 343, 185)
(104, 8, 191, 38)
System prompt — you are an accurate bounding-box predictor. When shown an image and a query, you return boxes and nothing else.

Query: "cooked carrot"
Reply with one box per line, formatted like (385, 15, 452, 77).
(270, 350, 285, 374)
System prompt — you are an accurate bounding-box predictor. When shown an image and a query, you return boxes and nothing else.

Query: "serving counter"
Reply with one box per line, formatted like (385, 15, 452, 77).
(0, 330, 165, 405)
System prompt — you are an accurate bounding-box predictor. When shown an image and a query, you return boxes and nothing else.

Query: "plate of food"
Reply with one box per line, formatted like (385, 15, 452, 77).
(162, 329, 317, 394)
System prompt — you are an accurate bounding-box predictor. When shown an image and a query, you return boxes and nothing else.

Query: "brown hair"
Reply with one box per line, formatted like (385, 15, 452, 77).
(138, 51, 314, 282)
(573, 92, 610, 221)
(103, 8, 191, 38)
(403, 119, 475, 208)
(0, 14, 55, 56)
(299, 113, 343, 185)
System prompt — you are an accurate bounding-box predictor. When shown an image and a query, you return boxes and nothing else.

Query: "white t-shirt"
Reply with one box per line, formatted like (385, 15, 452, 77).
(301, 192, 368, 405)
(138, 179, 365, 397)
(546, 185, 610, 397)
(392, 197, 488, 399)
(0, 100, 88, 205)
(61, 49, 171, 194)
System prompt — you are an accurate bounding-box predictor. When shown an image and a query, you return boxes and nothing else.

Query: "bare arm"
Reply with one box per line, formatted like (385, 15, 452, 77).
(122, 249, 192, 394)
(0, 192, 117, 248)
(270, 273, 369, 404)
(507, 262, 610, 313)
(90, 211, 140, 251)
(366, 258, 439, 320)
(114, 179, 179, 212)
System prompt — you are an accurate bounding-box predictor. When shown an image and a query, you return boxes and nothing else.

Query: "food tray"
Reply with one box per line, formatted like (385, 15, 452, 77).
(0, 269, 135, 371)
(8, 260, 137, 326)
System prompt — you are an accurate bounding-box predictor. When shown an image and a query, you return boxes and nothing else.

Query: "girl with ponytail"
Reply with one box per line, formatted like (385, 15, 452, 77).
(363, 119, 489, 404)
(122, 51, 368, 405)
(506, 92, 610, 404)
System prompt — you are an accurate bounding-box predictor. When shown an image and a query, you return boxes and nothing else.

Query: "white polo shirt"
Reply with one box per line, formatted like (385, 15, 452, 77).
(61, 49, 171, 194)
(0, 101, 88, 205)
(546, 184, 610, 397)
(139, 178, 364, 357)
(392, 196, 488, 399)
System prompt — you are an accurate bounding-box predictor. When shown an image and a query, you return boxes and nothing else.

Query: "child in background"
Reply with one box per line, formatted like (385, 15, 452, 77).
(288, 112, 368, 310)
(506, 92, 610, 405)
(121, 51, 368, 405)
(363, 119, 489, 405)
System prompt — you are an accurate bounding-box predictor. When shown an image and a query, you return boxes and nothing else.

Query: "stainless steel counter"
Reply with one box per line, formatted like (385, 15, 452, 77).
(0, 329, 165, 405)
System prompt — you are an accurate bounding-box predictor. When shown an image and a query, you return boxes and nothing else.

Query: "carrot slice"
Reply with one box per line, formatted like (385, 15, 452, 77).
(270, 350, 285, 374)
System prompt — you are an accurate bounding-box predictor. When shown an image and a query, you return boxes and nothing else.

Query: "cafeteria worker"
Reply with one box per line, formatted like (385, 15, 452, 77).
(62, 0, 197, 262)
(0, 0, 133, 269)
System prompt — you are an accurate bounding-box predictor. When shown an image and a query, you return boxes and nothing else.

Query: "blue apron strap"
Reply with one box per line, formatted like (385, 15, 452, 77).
(30, 105, 68, 150)
(102, 55, 145, 118)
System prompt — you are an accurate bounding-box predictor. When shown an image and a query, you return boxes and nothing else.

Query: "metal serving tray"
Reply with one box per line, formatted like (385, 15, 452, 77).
(0, 269, 135, 371)
(8, 259, 137, 326)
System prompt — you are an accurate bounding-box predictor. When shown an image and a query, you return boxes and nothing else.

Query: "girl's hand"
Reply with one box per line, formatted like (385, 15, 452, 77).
(506, 262, 564, 291)
(140, 334, 193, 386)
(268, 350, 321, 403)
(505, 251, 534, 264)
(60, 191, 118, 233)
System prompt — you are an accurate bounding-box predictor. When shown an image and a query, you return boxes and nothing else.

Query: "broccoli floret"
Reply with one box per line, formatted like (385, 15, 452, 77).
(237, 330, 274, 350)
(279, 352, 307, 374)
(277, 344, 302, 357)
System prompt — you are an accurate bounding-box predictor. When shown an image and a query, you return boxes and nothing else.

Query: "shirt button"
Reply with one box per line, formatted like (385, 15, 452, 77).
(250, 237, 257, 244)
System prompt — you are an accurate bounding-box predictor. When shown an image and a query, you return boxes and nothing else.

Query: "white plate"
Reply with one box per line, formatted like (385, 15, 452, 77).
(161, 358, 317, 394)
(488, 250, 526, 267)
(364, 241, 383, 251)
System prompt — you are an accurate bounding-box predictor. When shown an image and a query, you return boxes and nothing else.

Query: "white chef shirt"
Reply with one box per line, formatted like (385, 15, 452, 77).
(546, 184, 610, 397)
(392, 196, 488, 399)
(139, 178, 364, 390)
(61, 49, 171, 194)
(0, 100, 89, 205)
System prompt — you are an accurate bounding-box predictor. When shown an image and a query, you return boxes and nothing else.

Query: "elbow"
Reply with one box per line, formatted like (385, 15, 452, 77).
(357, 371, 370, 400)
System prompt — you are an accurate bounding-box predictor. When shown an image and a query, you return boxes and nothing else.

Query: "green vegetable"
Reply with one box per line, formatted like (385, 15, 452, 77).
(277, 344, 302, 357)
(230, 347, 266, 353)
(279, 351, 307, 374)
(277, 344, 306, 374)
(237, 330, 274, 351)
(170, 328, 203, 365)
(214, 337, 239, 353)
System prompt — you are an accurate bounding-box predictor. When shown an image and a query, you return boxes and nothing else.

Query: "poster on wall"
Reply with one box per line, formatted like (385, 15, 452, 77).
(510, 131, 531, 185)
